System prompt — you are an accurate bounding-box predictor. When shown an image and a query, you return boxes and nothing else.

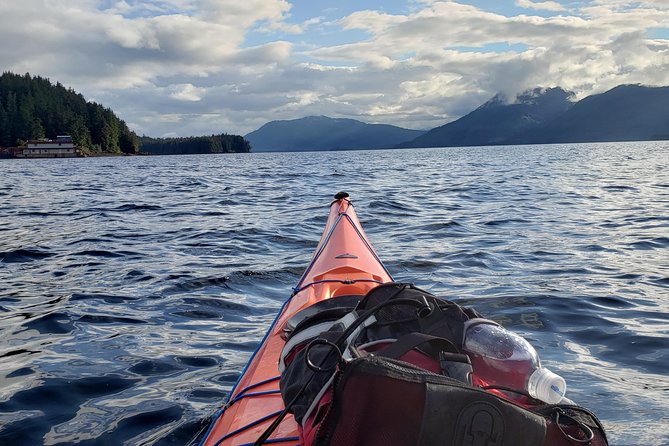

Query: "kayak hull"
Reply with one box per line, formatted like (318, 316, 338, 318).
(200, 195, 392, 446)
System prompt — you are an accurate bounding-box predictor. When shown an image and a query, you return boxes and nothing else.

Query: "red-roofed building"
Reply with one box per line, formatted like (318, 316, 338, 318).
(16, 136, 81, 158)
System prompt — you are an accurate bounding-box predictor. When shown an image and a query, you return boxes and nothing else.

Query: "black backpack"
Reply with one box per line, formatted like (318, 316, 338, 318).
(279, 283, 608, 446)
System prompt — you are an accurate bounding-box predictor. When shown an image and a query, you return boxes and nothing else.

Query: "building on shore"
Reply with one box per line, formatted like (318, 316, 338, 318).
(15, 136, 81, 158)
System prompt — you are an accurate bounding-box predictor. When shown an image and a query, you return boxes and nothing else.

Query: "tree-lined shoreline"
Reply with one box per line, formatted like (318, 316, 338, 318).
(0, 72, 139, 155)
(0, 72, 251, 157)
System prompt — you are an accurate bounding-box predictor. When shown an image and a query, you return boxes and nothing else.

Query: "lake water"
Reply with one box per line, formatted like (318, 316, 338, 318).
(1, 142, 668, 445)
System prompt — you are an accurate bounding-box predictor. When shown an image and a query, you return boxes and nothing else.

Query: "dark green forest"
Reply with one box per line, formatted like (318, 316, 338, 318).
(0, 72, 251, 156)
(0, 72, 139, 154)
(140, 134, 251, 155)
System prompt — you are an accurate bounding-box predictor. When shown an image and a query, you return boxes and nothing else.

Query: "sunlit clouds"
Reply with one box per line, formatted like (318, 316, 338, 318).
(0, 0, 667, 136)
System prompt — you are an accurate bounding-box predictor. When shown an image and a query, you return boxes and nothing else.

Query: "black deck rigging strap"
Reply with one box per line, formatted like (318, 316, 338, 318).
(253, 288, 433, 445)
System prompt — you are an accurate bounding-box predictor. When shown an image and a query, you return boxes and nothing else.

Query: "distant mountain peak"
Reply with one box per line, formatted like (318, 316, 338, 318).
(516, 87, 575, 105)
(481, 87, 575, 109)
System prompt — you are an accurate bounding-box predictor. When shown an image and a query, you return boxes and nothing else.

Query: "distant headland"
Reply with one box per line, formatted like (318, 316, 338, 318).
(0, 72, 250, 158)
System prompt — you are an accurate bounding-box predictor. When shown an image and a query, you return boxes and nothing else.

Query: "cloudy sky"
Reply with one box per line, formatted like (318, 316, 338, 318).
(1, 0, 668, 137)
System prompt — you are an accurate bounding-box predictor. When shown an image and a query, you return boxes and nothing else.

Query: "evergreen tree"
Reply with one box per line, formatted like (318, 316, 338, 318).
(30, 117, 45, 139)
(119, 126, 139, 154)
(67, 115, 92, 148)
(5, 91, 19, 145)
(0, 102, 9, 146)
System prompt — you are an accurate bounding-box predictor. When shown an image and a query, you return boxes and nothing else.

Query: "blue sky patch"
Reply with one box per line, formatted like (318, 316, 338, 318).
(647, 28, 669, 40)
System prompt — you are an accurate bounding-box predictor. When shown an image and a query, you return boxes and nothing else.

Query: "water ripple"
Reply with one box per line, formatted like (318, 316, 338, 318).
(1, 143, 668, 445)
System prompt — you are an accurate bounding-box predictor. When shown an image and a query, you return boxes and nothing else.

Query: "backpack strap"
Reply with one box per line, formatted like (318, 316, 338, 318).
(373, 332, 458, 359)
(371, 332, 473, 384)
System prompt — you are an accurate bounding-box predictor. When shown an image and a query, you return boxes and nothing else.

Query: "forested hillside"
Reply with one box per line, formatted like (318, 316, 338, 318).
(0, 72, 139, 154)
(139, 134, 251, 155)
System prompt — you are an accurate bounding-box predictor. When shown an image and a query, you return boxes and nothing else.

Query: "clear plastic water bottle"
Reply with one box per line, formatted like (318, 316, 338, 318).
(462, 320, 566, 404)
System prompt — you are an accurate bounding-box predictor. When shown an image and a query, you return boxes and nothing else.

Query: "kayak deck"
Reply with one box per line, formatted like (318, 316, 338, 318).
(200, 194, 392, 446)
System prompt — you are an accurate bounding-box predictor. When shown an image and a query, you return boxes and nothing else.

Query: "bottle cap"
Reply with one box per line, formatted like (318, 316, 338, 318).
(528, 368, 566, 404)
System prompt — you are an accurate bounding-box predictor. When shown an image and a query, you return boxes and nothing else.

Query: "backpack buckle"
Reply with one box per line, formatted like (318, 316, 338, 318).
(439, 351, 473, 385)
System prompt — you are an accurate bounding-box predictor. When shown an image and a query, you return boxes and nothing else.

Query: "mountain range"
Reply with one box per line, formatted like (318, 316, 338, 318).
(246, 84, 669, 152)
(245, 116, 424, 152)
(508, 84, 669, 144)
(398, 87, 574, 148)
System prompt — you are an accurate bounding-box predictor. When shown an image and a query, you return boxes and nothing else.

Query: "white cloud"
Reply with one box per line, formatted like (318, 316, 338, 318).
(304, 0, 669, 114)
(515, 0, 566, 12)
(167, 83, 206, 101)
(231, 41, 293, 65)
(102, 16, 160, 50)
(591, 0, 669, 10)
(1, 0, 669, 137)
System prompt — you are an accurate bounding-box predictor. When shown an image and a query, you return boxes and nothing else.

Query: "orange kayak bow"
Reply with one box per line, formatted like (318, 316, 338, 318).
(199, 192, 393, 446)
